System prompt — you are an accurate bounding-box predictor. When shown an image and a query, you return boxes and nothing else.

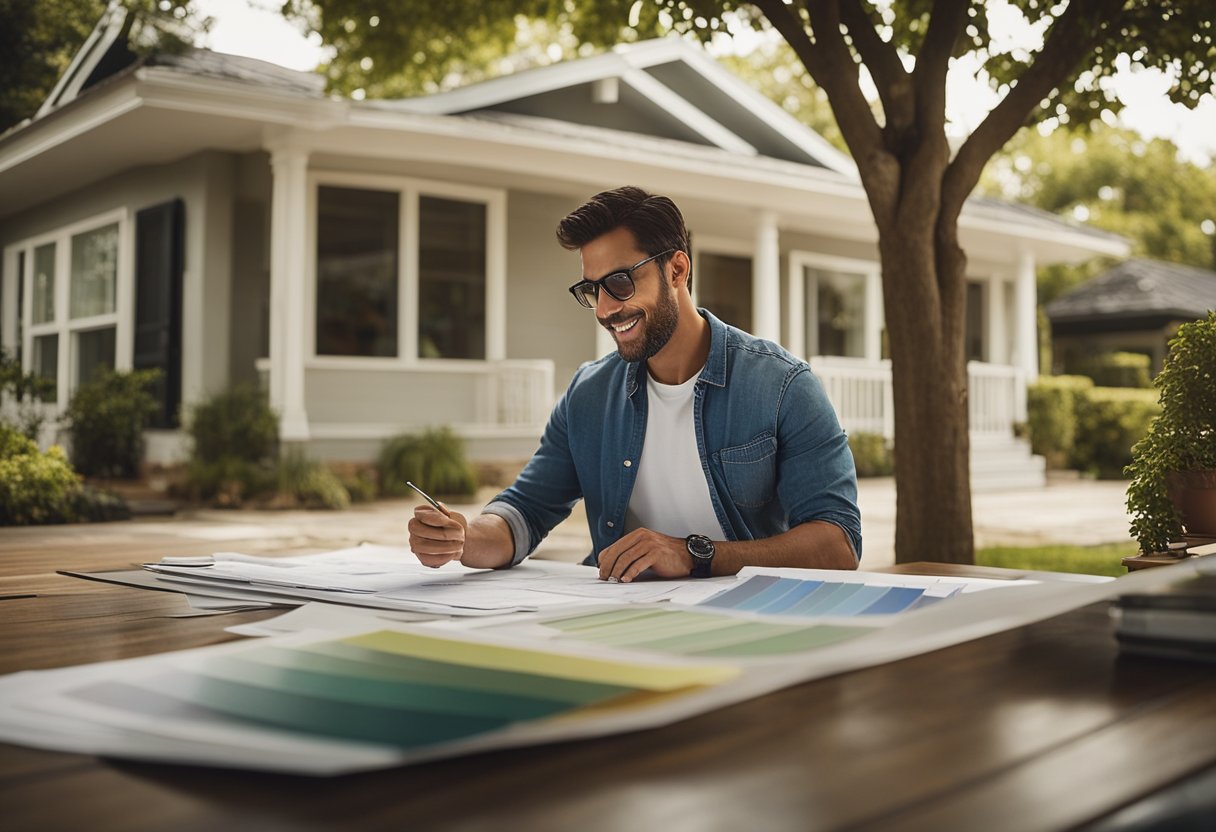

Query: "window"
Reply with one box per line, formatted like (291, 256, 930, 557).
(966, 281, 985, 362)
(311, 177, 502, 363)
(7, 211, 126, 406)
(697, 252, 752, 331)
(807, 266, 866, 358)
(316, 186, 400, 357)
(418, 196, 486, 360)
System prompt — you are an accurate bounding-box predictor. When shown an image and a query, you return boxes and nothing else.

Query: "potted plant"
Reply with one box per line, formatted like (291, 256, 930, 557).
(1126, 311, 1216, 554)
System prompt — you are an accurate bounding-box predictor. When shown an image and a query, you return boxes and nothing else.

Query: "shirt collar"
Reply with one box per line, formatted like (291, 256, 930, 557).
(625, 308, 727, 397)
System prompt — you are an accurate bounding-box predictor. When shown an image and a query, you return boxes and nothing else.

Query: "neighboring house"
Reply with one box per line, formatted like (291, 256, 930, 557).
(1047, 258, 1216, 376)
(0, 6, 1127, 488)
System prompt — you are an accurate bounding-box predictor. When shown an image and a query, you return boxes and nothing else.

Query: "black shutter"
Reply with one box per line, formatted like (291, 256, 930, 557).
(133, 200, 184, 428)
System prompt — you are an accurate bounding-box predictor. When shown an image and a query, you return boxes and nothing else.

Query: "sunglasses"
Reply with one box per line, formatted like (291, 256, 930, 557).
(568, 249, 676, 309)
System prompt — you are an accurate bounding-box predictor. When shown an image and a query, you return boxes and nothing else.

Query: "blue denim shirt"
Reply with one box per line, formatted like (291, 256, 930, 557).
(484, 309, 862, 566)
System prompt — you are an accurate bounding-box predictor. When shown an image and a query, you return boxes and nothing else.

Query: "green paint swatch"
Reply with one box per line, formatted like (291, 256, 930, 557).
(542, 609, 872, 658)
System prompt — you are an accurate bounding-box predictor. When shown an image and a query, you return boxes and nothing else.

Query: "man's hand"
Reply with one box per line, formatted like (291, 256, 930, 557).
(597, 528, 694, 582)
(408, 505, 469, 568)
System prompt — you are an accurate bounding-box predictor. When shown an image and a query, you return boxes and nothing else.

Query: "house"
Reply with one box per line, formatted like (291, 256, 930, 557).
(0, 5, 1128, 489)
(1046, 258, 1216, 376)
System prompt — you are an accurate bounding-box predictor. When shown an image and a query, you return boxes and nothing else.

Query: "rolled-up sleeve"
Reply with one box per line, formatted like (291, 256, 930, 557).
(775, 367, 862, 560)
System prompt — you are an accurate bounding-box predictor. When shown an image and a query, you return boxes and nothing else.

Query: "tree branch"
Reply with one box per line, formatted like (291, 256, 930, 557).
(838, 0, 911, 129)
(913, 0, 969, 135)
(941, 0, 1123, 226)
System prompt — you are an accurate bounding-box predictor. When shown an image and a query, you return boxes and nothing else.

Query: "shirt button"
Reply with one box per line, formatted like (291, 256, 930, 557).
(623, 459, 632, 467)
(607, 521, 615, 528)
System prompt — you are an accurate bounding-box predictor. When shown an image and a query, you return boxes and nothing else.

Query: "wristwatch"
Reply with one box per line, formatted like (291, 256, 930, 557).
(686, 534, 716, 578)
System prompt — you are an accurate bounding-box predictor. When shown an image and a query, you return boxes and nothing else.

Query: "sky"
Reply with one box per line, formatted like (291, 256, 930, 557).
(192, 0, 1216, 166)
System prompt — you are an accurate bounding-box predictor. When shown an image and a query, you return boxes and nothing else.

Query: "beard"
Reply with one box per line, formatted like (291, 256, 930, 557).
(601, 281, 680, 363)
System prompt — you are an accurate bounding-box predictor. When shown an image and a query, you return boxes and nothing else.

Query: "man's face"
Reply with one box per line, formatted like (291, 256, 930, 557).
(581, 227, 680, 363)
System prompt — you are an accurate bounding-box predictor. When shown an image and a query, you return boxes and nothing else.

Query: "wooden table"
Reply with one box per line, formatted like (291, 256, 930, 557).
(2, 528, 1214, 831)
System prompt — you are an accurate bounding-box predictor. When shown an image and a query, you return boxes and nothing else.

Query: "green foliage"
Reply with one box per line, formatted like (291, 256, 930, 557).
(189, 386, 278, 465)
(275, 448, 351, 510)
(1072, 387, 1160, 479)
(61, 368, 160, 479)
(1077, 352, 1152, 389)
(0, 424, 81, 525)
(0, 347, 55, 440)
(185, 386, 279, 506)
(847, 432, 895, 478)
(1127, 312, 1216, 553)
(377, 427, 476, 499)
(337, 467, 379, 503)
(981, 125, 1216, 290)
(0, 0, 209, 133)
(1026, 375, 1093, 468)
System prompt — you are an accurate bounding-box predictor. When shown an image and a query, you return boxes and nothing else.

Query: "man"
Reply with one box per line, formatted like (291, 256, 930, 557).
(409, 186, 861, 582)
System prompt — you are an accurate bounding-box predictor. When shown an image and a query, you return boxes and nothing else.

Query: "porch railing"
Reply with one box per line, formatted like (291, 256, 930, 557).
(808, 356, 1024, 440)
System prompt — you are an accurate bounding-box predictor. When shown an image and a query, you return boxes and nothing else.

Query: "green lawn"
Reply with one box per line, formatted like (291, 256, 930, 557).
(975, 543, 1138, 578)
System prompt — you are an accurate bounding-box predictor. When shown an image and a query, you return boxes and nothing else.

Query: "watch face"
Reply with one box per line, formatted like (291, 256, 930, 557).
(687, 535, 715, 558)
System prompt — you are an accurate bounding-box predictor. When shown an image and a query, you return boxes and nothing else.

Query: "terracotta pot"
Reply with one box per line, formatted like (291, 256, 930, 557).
(1167, 469, 1216, 537)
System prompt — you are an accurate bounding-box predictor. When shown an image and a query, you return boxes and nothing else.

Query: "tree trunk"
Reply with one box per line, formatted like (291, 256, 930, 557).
(878, 218, 974, 564)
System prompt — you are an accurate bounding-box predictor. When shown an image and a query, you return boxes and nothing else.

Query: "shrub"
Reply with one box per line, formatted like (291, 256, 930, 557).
(378, 427, 477, 499)
(847, 432, 894, 478)
(1080, 351, 1152, 389)
(1071, 387, 1160, 478)
(275, 448, 350, 510)
(0, 347, 55, 440)
(189, 386, 278, 464)
(0, 425, 82, 525)
(185, 387, 279, 506)
(1026, 375, 1093, 468)
(62, 369, 160, 478)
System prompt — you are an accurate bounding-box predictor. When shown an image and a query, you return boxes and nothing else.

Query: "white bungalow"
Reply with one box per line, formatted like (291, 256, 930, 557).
(0, 6, 1128, 488)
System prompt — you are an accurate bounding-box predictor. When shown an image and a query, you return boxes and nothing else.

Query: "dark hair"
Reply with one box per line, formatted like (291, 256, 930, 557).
(556, 186, 694, 291)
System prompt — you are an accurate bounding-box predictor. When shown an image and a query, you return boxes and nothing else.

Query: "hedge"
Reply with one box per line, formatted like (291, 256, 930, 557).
(1026, 375, 1093, 468)
(1071, 386, 1160, 478)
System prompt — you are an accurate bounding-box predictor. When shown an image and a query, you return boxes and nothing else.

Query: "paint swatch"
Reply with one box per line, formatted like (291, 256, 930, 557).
(115, 629, 737, 750)
(697, 576, 955, 618)
(541, 608, 872, 658)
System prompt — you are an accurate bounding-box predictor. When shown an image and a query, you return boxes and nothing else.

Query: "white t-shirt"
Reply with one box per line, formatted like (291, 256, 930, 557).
(624, 368, 726, 540)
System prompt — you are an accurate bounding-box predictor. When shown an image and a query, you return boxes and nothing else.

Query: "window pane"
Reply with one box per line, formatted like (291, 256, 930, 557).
(966, 281, 985, 362)
(808, 267, 866, 358)
(76, 326, 116, 387)
(697, 253, 752, 332)
(32, 334, 58, 403)
(316, 186, 399, 357)
(418, 196, 486, 360)
(32, 243, 55, 324)
(70, 223, 118, 319)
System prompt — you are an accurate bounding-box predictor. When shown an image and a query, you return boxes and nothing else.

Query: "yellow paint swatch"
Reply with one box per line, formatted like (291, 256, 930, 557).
(343, 630, 738, 691)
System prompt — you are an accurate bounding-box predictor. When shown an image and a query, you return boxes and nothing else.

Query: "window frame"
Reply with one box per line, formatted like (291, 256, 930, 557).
(306, 171, 506, 369)
(2, 208, 133, 408)
(787, 251, 883, 362)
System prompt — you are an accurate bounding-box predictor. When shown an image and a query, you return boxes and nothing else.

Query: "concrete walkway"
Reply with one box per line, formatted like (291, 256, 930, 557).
(3, 473, 1136, 570)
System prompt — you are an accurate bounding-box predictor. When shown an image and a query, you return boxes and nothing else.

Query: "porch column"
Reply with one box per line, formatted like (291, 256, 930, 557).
(1013, 250, 1038, 421)
(987, 275, 1009, 366)
(269, 147, 310, 441)
(752, 211, 780, 342)
(864, 268, 883, 361)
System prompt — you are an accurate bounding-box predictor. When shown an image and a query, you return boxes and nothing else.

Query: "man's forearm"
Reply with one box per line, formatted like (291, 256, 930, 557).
(460, 513, 516, 569)
(711, 520, 857, 575)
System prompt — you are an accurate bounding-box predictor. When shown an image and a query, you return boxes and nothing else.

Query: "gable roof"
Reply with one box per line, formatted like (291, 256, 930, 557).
(1046, 259, 1216, 324)
(377, 38, 857, 176)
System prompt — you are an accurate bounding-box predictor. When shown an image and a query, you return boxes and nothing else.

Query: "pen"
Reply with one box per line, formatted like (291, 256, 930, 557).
(406, 481, 449, 515)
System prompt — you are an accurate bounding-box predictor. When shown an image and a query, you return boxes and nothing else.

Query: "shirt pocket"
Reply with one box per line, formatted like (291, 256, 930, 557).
(715, 433, 777, 509)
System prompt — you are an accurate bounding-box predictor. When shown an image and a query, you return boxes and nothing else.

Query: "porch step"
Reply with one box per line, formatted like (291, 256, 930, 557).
(969, 435, 1046, 492)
